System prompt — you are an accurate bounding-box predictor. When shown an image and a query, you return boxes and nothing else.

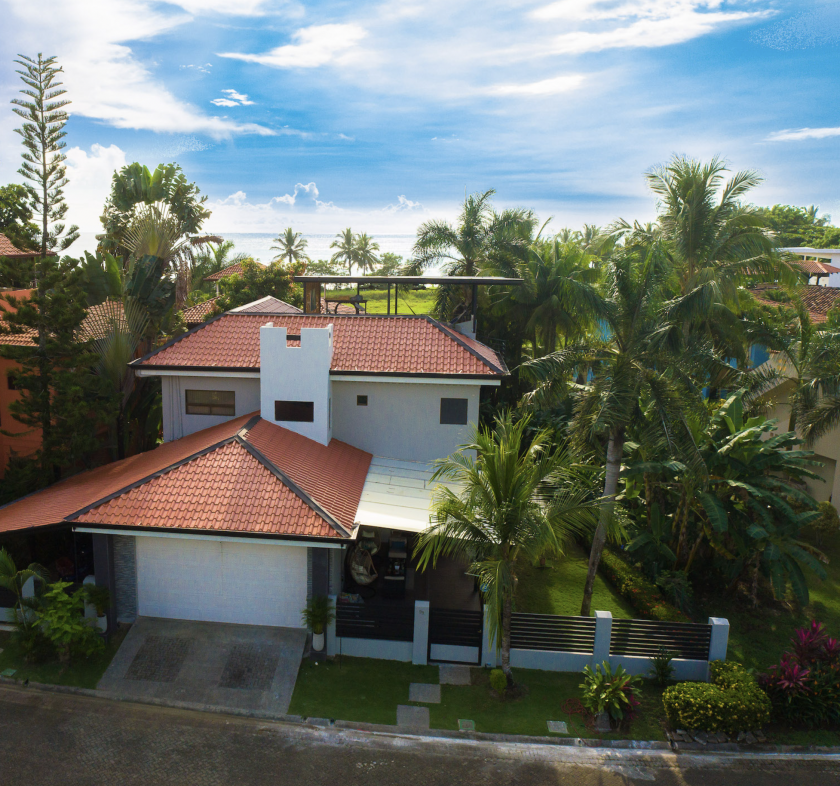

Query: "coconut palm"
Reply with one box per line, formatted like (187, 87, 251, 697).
(410, 189, 537, 318)
(415, 413, 597, 684)
(522, 239, 734, 616)
(330, 228, 357, 275)
(0, 547, 48, 630)
(353, 233, 380, 276)
(272, 228, 309, 268)
(192, 240, 247, 287)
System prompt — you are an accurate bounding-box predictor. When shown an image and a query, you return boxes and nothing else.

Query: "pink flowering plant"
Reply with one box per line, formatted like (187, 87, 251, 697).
(759, 621, 840, 728)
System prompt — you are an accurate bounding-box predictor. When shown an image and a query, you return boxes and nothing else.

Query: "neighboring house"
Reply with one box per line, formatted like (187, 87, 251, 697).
(182, 295, 301, 328)
(204, 261, 266, 295)
(0, 307, 506, 632)
(750, 283, 840, 324)
(781, 247, 840, 287)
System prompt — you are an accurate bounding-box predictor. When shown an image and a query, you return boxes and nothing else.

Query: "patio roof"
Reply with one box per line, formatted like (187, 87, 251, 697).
(354, 456, 462, 534)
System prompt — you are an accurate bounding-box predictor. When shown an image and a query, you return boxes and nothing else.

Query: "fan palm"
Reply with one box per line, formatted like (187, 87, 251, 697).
(353, 233, 380, 276)
(272, 228, 309, 268)
(522, 239, 734, 616)
(415, 413, 597, 684)
(0, 547, 48, 630)
(330, 228, 356, 275)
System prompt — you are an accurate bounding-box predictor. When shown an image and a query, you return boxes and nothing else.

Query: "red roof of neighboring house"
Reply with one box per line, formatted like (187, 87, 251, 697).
(182, 296, 219, 325)
(204, 261, 266, 281)
(794, 259, 840, 276)
(0, 414, 371, 539)
(132, 313, 506, 377)
(750, 284, 840, 324)
(0, 234, 43, 259)
(232, 295, 301, 314)
(0, 298, 129, 346)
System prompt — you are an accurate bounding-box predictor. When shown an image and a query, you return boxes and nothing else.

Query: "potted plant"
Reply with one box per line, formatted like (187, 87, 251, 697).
(301, 595, 335, 652)
(84, 584, 111, 632)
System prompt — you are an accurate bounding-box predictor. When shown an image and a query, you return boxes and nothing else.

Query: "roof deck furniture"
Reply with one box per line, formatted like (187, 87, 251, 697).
(324, 294, 367, 314)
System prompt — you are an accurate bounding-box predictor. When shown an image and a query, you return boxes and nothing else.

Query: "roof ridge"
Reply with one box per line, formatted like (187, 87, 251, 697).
(424, 315, 506, 375)
(236, 435, 349, 537)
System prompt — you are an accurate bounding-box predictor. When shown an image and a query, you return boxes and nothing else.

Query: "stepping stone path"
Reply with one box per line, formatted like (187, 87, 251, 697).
(547, 721, 569, 734)
(409, 683, 441, 703)
(439, 664, 471, 685)
(397, 705, 430, 730)
(458, 719, 475, 732)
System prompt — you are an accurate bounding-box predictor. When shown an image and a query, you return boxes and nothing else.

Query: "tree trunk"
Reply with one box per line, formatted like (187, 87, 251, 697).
(500, 594, 513, 685)
(580, 429, 624, 616)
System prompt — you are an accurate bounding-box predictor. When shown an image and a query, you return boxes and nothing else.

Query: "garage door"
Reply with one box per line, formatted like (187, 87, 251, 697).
(136, 536, 308, 628)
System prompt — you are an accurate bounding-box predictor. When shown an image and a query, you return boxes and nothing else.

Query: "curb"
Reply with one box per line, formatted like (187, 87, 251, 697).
(2, 676, 840, 756)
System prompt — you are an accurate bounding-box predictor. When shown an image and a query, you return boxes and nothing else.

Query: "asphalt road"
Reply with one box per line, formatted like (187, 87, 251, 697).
(1, 685, 839, 786)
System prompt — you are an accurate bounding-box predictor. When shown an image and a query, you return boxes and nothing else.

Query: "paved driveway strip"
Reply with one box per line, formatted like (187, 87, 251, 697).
(1, 685, 840, 786)
(98, 617, 306, 714)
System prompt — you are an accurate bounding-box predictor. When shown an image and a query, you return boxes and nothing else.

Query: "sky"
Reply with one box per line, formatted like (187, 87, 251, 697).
(1, 0, 839, 240)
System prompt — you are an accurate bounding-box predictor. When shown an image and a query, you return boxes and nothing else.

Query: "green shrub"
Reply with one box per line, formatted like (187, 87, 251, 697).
(662, 661, 771, 734)
(580, 661, 642, 722)
(34, 582, 104, 663)
(489, 669, 507, 693)
(648, 647, 675, 686)
(598, 549, 690, 622)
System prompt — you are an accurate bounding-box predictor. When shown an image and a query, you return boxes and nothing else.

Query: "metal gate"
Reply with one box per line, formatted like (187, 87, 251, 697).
(428, 608, 483, 665)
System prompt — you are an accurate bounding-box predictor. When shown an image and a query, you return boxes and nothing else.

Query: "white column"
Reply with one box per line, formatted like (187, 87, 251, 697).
(326, 595, 338, 656)
(593, 610, 612, 668)
(707, 617, 730, 681)
(412, 600, 430, 665)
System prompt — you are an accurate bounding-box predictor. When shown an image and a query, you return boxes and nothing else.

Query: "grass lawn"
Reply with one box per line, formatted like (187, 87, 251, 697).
(0, 625, 127, 690)
(696, 531, 840, 672)
(328, 287, 437, 315)
(515, 542, 635, 619)
(290, 655, 667, 740)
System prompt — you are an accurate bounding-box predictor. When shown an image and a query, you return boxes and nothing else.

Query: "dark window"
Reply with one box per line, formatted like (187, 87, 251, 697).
(7, 373, 17, 391)
(357, 395, 368, 406)
(185, 389, 235, 416)
(275, 400, 314, 422)
(440, 398, 468, 425)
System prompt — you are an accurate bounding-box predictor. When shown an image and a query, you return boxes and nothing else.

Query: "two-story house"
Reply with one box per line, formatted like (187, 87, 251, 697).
(0, 304, 507, 632)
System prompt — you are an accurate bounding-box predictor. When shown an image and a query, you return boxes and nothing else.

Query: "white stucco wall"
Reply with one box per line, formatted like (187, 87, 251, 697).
(331, 379, 481, 462)
(161, 375, 261, 442)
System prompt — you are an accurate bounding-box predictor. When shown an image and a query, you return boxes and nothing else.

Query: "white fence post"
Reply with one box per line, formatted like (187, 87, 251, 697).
(412, 600, 430, 665)
(707, 617, 730, 680)
(326, 595, 337, 656)
(482, 605, 498, 668)
(593, 610, 612, 668)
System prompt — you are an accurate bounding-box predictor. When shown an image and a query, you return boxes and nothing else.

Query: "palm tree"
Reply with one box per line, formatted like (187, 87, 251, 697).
(411, 189, 537, 318)
(414, 414, 596, 684)
(522, 239, 733, 616)
(0, 547, 48, 630)
(353, 233, 380, 276)
(330, 228, 356, 275)
(192, 240, 247, 286)
(272, 228, 309, 268)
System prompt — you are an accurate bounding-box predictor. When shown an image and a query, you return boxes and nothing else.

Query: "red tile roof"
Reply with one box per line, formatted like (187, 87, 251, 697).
(133, 314, 506, 377)
(182, 297, 219, 325)
(232, 295, 301, 314)
(750, 284, 840, 324)
(0, 298, 131, 346)
(795, 259, 840, 276)
(204, 261, 265, 281)
(0, 234, 39, 259)
(0, 414, 371, 539)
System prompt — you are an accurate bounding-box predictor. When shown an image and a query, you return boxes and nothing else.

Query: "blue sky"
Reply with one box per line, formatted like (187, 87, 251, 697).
(1, 0, 839, 238)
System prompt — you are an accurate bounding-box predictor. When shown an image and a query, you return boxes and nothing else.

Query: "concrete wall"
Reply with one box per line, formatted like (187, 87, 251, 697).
(331, 380, 481, 462)
(261, 323, 333, 446)
(336, 637, 414, 662)
(161, 375, 260, 442)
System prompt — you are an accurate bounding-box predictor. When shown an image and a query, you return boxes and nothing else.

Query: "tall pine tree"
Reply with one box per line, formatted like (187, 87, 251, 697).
(0, 54, 101, 486)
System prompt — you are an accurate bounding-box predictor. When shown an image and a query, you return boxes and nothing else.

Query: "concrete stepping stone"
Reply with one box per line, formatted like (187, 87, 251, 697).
(547, 721, 569, 734)
(458, 719, 475, 732)
(409, 683, 441, 703)
(439, 664, 471, 685)
(397, 705, 430, 730)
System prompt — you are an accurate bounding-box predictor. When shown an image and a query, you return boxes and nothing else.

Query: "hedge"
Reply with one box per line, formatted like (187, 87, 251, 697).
(662, 661, 771, 734)
(598, 548, 691, 623)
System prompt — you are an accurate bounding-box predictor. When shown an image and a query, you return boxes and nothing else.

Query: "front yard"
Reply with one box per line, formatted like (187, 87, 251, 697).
(0, 626, 127, 690)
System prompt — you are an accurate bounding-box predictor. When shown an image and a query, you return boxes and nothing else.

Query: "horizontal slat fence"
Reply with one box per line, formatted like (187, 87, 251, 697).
(429, 608, 483, 648)
(510, 613, 596, 653)
(609, 618, 711, 660)
(336, 603, 414, 642)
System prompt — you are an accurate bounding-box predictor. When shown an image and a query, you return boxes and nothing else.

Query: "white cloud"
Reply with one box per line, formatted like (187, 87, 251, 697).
(766, 126, 840, 142)
(219, 23, 368, 68)
(210, 98, 240, 107)
(2, 0, 273, 139)
(211, 89, 255, 107)
(488, 74, 586, 96)
(64, 143, 128, 232)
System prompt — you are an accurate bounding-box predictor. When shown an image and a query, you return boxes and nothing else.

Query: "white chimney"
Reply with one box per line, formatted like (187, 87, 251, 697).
(260, 322, 333, 445)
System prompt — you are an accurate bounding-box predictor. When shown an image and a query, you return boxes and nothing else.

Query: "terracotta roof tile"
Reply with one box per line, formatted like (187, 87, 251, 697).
(205, 261, 266, 281)
(134, 313, 505, 377)
(795, 259, 840, 276)
(0, 415, 371, 540)
(0, 298, 131, 346)
(751, 284, 840, 324)
(0, 233, 38, 259)
(182, 297, 219, 325)
(232, 296, 302, 314)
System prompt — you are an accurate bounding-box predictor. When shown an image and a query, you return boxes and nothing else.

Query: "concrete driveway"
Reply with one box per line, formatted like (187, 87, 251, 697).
(98, 617, 307, 714)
